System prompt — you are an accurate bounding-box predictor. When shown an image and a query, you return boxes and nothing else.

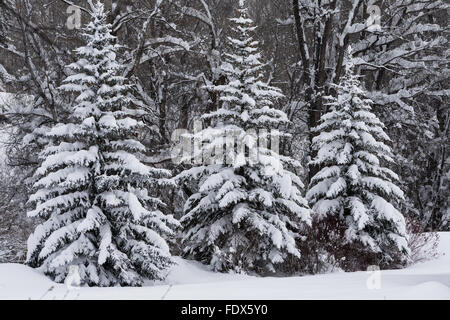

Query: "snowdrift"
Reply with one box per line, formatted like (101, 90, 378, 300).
(0, 232, 448, 300)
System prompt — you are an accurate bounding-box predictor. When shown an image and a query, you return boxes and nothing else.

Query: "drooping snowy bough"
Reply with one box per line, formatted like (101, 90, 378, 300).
(26, 2, 178, 286)
(177, 1, 311, 275)
(306, 48, 409, 270)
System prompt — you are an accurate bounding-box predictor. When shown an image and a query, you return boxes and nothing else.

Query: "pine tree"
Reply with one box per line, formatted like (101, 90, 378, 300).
(306, 48, 409, 270)
(177, 0, 311, 274)
(26, 2, 178, 286)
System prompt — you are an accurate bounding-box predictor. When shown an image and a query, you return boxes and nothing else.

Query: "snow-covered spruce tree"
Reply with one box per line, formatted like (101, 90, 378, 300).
(26, 2, 178, 286)
(306, 48, 409, 271)
(176, 0, 311, 275)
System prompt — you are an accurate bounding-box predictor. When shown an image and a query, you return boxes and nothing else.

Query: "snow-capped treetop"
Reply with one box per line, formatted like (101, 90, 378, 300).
(60, 1, 129, 123)
(204, 0, 286, 131)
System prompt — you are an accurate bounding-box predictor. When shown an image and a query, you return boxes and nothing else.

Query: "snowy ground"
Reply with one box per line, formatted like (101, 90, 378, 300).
(0, 233, 449, 300)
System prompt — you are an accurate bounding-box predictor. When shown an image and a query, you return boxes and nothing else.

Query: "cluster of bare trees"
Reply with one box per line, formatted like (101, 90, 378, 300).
(0, 0, 448, 263)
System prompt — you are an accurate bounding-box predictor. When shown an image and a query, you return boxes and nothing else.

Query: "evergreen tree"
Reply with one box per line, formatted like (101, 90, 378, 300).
(306, 48, 409, 270)
(177, 0, 311, 274)
(26, 2, 178, 286)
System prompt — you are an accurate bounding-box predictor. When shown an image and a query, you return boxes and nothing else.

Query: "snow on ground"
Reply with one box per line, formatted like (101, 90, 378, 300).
(0, 233, 449, 300)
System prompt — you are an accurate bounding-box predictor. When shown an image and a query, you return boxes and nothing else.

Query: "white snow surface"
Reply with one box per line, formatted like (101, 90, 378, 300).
(0, 232, 449, 300)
